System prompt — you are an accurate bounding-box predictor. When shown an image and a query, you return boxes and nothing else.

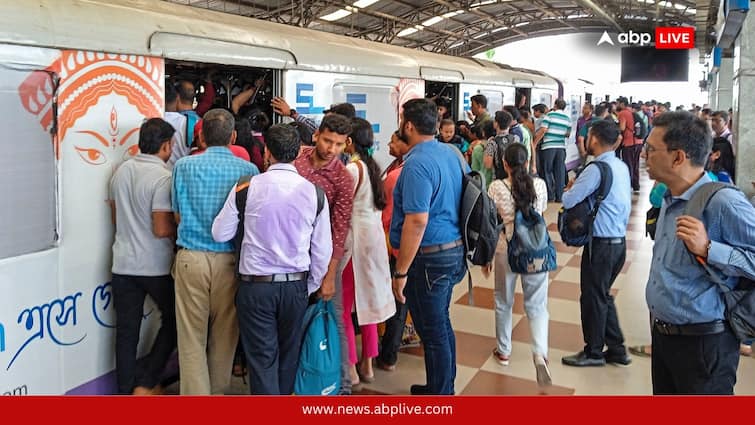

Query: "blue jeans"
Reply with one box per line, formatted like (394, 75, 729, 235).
(404, 244, 466, 395)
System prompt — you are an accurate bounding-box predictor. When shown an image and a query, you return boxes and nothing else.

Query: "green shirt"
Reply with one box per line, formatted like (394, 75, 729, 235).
(470, 143, 492, 188)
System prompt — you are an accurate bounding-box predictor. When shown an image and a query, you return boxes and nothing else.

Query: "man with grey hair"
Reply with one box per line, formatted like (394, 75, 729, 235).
(643, 111, 755, 394)
(172, 108, 259, 395)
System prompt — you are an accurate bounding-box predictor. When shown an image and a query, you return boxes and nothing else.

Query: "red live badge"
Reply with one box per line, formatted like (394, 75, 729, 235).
(655, 27, 695, 49)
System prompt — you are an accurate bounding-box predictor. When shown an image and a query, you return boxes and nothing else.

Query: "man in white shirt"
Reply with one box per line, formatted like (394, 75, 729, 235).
(212, 124, 332, 395)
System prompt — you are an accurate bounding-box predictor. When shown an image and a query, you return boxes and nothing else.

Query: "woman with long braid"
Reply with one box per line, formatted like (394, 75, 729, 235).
(486, 142, 551, 386)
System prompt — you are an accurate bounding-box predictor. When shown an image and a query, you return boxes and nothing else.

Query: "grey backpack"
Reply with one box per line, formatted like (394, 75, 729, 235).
(684, 182, 755, 341)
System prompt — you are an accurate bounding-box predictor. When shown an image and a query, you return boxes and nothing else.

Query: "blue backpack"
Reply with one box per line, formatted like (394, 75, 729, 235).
(503, 182, 557, 275)
(179, 109, 200, 148)
(294, 300, 341, 395)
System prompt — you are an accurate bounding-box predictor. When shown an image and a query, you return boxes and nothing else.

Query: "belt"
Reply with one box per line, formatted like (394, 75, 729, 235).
(419, 239, 463, 254)
(653, 319, 726, 336)
(240, 272, 308, 283)
(591, 237, 625, 245)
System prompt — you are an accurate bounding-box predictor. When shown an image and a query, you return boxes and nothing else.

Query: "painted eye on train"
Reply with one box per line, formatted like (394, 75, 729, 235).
(123, 144, 139, 160)
(74, 146, 107, 165)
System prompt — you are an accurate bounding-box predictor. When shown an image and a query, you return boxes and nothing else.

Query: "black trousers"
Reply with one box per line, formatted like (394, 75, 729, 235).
(236, 279, 308, 395)
(652, 326, 739, 394)
(579, 240, 626, 358)
(541, 148, 566, 202)
(621, 144, 642, 191)
(536, 148, 545, 181)
(379, 255, 409, 366)
(112, 274, 176, 394)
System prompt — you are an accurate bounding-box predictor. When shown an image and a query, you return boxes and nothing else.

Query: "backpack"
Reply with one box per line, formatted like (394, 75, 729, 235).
(683, 182, 755, 341)
(179, 110, 200, 148)
(450, 144, 502, 266)
(632, 111, 648, 140)
(233, 175, 325, 276)
(492, 134, 519, 180)
(294, 299, 341, 395)
(503, 183, 557, 275)
(557, 161, 613, 247)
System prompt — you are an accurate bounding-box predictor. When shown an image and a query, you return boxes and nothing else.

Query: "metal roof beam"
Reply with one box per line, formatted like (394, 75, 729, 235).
(574, 0, 623, 32)
(432, 0, 528, 37)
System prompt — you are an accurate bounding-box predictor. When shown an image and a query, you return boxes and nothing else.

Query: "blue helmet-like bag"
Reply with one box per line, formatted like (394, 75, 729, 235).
(294, 299, 341, 395)
(508, 209, 557, 275)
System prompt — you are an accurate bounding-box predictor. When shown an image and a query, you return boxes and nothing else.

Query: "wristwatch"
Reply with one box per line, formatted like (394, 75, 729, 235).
(289, 108, 297, 118)
(392, 270, 408, 279)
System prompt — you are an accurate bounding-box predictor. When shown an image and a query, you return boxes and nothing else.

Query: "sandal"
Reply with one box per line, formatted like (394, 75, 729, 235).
(628, 345, 651, 357)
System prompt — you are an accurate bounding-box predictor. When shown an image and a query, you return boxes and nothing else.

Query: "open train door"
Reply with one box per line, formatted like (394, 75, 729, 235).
(420, 67, 463, 121)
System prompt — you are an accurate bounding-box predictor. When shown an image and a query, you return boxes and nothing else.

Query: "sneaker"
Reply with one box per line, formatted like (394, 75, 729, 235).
(493, 348, 510, 366)
(533, 355, 552, 387)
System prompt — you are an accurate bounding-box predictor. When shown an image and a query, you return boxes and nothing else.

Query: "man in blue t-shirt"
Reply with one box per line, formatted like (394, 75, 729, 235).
(390, 98, 468, 395)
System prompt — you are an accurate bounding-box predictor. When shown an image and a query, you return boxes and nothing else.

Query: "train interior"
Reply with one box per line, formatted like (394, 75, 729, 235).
(425, 80, 458, 120)
(165, 60, 278, 123)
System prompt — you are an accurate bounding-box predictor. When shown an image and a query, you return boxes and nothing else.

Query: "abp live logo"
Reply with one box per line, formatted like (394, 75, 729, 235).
(655, 27, 694, 49)
(597, 27, 694, 49)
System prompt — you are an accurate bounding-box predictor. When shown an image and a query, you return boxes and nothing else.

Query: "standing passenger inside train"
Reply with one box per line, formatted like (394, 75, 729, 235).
(391, 99, 467, 395)
(172, 109, 259, 395)
(561, 120, 631, 368)
(211, 124, 332, 395)
(643, 111, 755, 394)
(109, 118, 178, 396)
(175, 78, 214, 148)
(340, 118, 395, 387)
(293, 114, 355, 394)
(165, 84, 188, 168)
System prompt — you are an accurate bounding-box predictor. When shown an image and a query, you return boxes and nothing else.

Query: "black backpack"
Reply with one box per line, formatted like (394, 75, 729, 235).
(557, 161, 613, 247)
(492, 134, 519, 180)
(449, 145, 502, 305)
(683, 182, 755, 341)
(233, 175, 325, 276)
(632, 111, 648, 140)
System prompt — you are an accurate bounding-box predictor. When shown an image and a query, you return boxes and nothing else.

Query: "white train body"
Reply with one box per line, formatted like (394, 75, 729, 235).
(0, 0, 572, 394)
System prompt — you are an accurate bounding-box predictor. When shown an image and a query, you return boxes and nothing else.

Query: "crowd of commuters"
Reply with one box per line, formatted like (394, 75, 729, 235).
(108, 83, 754, 397)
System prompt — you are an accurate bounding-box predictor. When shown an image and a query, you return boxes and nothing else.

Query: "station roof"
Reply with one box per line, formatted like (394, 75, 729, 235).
(162, 0, 719, 57)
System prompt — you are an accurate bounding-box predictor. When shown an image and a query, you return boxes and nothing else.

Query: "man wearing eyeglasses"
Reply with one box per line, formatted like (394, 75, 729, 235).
(642, 111, 755, 394)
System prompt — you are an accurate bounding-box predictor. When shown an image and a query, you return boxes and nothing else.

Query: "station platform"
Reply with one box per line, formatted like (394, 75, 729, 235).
(164, 164, 755, 396)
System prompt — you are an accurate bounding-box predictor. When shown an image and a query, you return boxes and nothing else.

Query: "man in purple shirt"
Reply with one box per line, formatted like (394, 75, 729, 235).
(212, 124, 332, 395)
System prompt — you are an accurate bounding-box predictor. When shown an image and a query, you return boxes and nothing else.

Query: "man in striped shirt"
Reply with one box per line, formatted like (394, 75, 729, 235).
(534, 98, 572, 202)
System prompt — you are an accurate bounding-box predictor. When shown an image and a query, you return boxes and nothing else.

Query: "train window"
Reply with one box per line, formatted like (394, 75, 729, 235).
(0, 70, 57, 259)
(479, 90, 503, 114)
(165, 60, 277, 125)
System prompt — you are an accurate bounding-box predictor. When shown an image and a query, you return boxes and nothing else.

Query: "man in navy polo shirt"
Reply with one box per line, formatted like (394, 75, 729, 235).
(390, 98, 468, 395)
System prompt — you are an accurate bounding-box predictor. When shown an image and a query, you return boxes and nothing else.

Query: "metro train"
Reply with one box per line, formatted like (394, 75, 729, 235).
(0, 0, 589, 394)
